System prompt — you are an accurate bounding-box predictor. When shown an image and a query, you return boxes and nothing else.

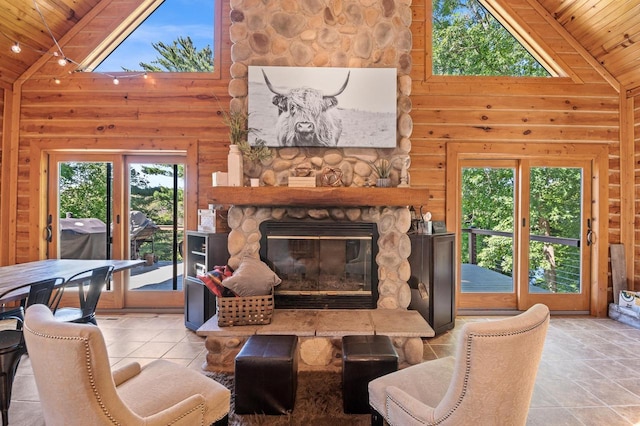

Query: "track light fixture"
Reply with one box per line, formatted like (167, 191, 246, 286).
(11, 42, 21, 53)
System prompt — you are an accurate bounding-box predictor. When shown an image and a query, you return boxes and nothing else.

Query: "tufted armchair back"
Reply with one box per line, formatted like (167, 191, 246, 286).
(369, 303, 550, 426)
(24, 304, 230, 426)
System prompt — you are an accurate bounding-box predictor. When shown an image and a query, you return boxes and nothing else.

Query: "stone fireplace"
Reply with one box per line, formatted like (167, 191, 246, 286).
(200, 189, 433, 370)
(226, 204, 413, 310)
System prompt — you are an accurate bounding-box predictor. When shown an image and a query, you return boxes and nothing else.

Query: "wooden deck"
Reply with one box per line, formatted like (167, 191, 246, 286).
(461, 263, 550, 293)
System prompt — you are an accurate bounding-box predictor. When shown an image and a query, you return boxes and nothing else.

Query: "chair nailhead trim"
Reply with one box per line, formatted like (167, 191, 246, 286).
(25, 326, 207, 425)
(385, 312, 549, 425)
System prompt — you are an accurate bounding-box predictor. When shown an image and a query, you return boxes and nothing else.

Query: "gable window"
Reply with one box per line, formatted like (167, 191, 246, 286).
(432, 0, 550, 77)
(83, 0, 219, 75)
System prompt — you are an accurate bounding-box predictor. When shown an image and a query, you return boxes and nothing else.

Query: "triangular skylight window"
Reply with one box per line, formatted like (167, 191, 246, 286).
(432, 0, 553, 77)
(85, 0, 214, 73)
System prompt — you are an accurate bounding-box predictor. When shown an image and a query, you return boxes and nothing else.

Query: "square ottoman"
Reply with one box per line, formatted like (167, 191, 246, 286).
(342, 334, 398, 414)
(234, 334, 299, 415)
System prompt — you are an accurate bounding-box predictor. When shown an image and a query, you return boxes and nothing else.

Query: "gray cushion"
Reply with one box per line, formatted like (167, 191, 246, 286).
(223, 256, 281, 296)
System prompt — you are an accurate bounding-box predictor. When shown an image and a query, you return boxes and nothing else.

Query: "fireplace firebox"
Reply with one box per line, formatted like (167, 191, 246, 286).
(259, 221, 379, 309)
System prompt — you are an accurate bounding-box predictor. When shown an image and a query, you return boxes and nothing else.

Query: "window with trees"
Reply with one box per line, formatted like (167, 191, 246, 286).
(86, 0, 217, 73)
(432, 0, 551, 77)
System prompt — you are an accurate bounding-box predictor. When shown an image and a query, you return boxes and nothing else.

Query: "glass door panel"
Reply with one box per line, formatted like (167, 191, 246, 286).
(124, 157, 185, 308)
(522, 162, 590, 311)
(459, 162, 517, 309)
(57, 161, 112, 261)
(48, 154, 126, 309)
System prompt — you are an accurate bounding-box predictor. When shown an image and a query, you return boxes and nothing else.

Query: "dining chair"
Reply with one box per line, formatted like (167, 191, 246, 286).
(0, 277, 63, 329)
(0, 328, 25, 426)
(23, 304, 231, 426)
(368, 304, 550, 426)
(50, 265, 114, 325)
(0, 278, 63, 426)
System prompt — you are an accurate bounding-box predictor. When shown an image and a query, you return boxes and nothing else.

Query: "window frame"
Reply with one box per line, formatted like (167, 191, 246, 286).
(80, 0, 221, 79)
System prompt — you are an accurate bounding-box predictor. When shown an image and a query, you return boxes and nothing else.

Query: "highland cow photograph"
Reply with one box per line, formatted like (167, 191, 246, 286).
(248, 66, 397, 148)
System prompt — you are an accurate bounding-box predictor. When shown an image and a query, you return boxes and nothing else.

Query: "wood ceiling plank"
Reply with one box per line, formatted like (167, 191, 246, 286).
(562, 0, 613, 33)
(571, 3, 640, 48)
(0, 2, 61, 46)
(554, 0, 598, 26)
(537, 0, 576, 18)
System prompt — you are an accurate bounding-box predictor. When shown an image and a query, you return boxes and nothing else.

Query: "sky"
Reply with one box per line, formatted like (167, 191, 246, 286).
(94, 0, 214, 72)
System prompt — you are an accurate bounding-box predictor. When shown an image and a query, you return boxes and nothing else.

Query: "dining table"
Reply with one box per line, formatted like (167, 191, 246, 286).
(0, 258, 145, 303)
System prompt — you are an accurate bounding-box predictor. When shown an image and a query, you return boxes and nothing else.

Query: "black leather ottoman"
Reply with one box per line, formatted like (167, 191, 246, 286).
(234, 334, 299, 415)
(342, 335, 398, 414)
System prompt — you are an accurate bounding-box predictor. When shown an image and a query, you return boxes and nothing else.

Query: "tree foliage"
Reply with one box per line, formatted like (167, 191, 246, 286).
(59, 163, 108, 221)
(134, 36, 213, 72)
(432, 0, 549, 76)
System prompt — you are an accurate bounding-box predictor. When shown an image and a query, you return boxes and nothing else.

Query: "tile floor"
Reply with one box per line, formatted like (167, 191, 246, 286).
(7, 312, 640, 425)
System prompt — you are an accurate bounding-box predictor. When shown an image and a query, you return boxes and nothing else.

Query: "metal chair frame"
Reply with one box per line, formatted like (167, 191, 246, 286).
(50, 266, 114, 325)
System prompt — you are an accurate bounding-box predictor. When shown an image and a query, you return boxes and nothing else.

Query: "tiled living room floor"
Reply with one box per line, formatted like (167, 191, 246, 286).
(7, 312, 640, 425)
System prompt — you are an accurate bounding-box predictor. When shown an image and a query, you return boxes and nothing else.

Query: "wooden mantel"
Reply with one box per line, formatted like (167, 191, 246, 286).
(207, 186, 429, 207)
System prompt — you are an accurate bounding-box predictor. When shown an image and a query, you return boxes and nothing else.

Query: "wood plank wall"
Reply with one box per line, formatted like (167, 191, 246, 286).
(13, 0, 234, 264)
(635, 95, 640, 291)
(6, 0, 627, 300)
(409, 0, 619, 217)
(408, 0, 621, 300)
(0, 87, 4, 203)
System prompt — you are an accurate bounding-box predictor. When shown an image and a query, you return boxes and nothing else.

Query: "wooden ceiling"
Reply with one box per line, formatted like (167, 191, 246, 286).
(1, 0, 640, 94)
(538, 0, 640, 95)
(0, 0, 101, 87)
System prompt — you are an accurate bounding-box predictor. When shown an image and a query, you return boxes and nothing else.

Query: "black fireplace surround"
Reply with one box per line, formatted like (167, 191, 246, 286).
(259, 220, 379, 309)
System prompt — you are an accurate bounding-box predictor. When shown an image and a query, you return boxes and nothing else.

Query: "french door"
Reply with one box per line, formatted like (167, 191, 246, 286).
(457, 158, 591, 312)
(47, 153, 185, 309)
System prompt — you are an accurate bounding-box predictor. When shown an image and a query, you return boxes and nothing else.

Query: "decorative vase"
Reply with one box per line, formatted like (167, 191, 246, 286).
(376, 178, 391, 188)
(227, 144, 244, 187)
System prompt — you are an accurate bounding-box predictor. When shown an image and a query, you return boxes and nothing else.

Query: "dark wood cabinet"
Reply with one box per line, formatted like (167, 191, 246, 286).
(184, 231, 229, 331)
(407, 233, 456, 335)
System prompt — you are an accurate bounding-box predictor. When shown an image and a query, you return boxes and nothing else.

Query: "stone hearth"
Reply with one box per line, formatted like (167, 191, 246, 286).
(199, 203, 435, 370)
(198, 309, 434, 371)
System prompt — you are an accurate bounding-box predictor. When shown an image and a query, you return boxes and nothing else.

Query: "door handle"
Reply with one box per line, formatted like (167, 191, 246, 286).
(586, 218, 593, 246)
(45, 214, 52, 242)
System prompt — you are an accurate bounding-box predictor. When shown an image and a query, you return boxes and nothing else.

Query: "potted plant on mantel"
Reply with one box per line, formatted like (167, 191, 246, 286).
(368, 159, 392, 187)
(222, 109, 272, 186)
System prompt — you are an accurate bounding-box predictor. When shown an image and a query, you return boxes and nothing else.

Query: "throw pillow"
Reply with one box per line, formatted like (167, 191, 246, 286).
(198, 266, 237, 298)
(222, 256, 281, 296)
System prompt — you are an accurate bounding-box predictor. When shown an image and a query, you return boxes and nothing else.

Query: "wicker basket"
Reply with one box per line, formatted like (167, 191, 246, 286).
(217, 290, 274, 327)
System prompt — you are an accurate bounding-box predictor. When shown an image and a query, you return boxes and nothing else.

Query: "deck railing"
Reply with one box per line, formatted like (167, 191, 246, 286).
(462, 228, 581, 293)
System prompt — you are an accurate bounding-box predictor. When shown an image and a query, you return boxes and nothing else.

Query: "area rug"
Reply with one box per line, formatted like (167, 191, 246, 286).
(207, 370, 370, 426)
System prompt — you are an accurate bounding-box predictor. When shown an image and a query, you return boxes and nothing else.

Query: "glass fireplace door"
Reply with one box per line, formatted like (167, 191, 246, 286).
(260, 221, 379, 309)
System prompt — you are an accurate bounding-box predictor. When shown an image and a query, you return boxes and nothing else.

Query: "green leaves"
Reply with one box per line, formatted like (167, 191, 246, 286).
(367, 159, 392, 179)
(135, 36, 213, 72)
(432, 0, 549, 77)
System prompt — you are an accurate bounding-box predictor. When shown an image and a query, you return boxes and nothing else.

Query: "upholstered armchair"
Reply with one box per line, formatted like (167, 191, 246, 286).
(369, 303, 550, 426)
(23, 304, 230, 426)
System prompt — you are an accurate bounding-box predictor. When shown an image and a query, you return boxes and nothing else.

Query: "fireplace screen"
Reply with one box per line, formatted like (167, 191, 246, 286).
(259, 221, 378, 309)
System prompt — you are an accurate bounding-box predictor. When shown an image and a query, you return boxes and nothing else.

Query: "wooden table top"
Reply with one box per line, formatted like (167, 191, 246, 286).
(0, 259, 144, 302)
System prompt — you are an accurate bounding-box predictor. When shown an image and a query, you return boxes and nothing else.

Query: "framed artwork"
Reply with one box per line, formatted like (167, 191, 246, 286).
(248, 66, 397, 148)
